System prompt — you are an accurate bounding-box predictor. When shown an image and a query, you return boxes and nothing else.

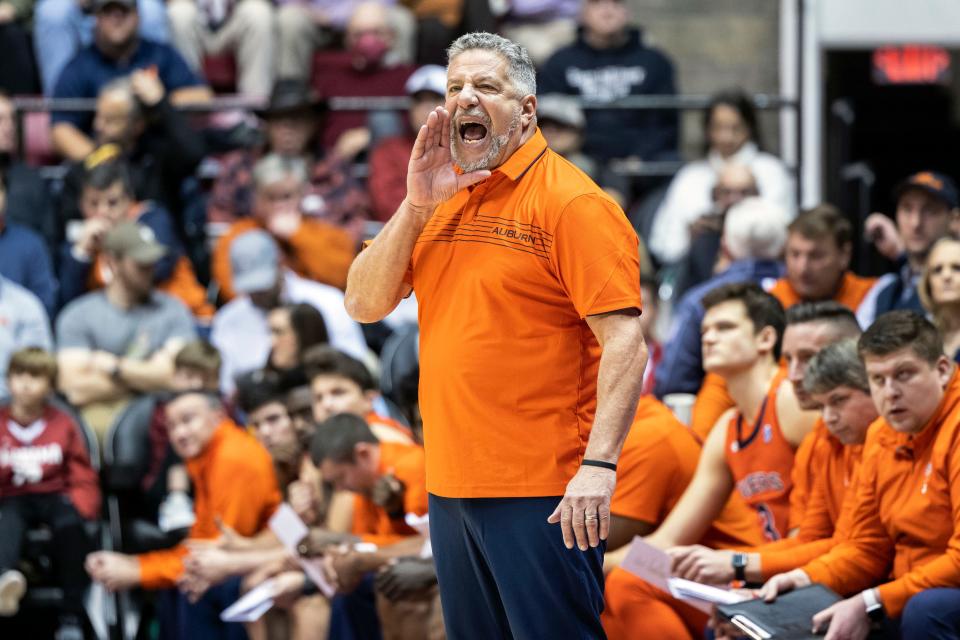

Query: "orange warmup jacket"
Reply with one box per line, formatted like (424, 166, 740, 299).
(803, 369, 960, 617)
(350, 440, 428, 547)
(137, 420, 281, 589)
(211, 218, 356, 301)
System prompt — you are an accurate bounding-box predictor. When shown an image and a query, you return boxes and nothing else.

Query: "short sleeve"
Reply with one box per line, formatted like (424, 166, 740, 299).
(610, 433, 680, 523)
(55, 302, 92, 350)
(158, 45, 204, 91)
(50, 59, 88, 127)
(163, 298, 198, 343)
(550, 194, 642, 319)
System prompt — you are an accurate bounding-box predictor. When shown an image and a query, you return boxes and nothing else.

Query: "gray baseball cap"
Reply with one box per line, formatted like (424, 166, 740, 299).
(103, 221, 167, 264)
(231, 229, 280, 294)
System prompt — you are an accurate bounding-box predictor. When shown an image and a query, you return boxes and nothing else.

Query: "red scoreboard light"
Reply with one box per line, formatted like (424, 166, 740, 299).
(872, 45, 951, 85)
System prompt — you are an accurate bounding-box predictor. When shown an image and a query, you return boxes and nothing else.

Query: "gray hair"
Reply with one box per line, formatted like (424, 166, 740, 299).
(447, 32, 536, 97)
(723, 197, 791, 261)
(253, 153, 309, 189)
(98, 76, 143, 122)
(803, 339, 870, 396)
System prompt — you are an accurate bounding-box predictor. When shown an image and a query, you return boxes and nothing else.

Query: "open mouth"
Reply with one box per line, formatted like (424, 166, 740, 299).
(458, 121, 489, 145)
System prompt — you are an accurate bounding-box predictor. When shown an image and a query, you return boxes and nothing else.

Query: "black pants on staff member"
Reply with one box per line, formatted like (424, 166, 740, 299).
(429, 494, 607, 640)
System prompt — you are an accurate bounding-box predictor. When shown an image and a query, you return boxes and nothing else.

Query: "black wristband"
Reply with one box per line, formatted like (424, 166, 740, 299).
(581, 458, 617, 472)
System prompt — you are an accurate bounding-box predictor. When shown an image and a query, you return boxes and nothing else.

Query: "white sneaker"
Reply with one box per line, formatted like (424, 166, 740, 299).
(0, 569, 26, 616)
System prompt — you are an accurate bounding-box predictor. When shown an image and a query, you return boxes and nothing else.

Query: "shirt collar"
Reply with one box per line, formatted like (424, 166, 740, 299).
(492, 128, 549, 182)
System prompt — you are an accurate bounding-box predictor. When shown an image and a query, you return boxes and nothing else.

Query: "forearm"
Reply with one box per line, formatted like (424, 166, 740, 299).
(51, 123, 95, 162)
(583, 329, 647, 463)
(170, 86, 213, 105)
(344, 199, 431, 322)
(61, 369, 127, 405)
(220, 547, 289, 577)
(603, 542, 631, 573)
(117, 356, 175, 392)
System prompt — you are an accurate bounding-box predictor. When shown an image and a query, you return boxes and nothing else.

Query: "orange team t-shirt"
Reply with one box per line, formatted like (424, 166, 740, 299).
(612, 396, 764, 549)
(137, 421, 281, 588)
(804, 370, 960, 617)
(768, 272, 877, 313)
(211, 217, 357, 301)
(759, 431, 864, 578)
(723, 369, 797, 542)
(351, 440, 429, 546)
(404, 128, 643, 498)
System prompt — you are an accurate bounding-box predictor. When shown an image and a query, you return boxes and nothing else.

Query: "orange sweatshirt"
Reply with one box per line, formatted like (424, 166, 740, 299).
(768, 272, 877, 313)
(803, 369, 960, 617)
(350, 441, 428, 547)
(212, 218, 356, 301)
(758, 431, 863, 577)
(137, 420, 281, 589)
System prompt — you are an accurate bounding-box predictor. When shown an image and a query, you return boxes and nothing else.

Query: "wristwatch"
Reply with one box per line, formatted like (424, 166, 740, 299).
(862, 588, 885, 622)
(731, 552, 748, 582)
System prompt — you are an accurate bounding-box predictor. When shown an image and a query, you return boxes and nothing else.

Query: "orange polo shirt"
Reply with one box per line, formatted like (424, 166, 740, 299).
(212, 217, 356, 301)
(768, 272, 877, 313)
(137, 420, 281, 589)
(803, 369, 960, 617)
(612, 396, 764, 548)
(350, 441, 428, 546)
(789, 419, 828, 527)
(404, 129, 642, 498)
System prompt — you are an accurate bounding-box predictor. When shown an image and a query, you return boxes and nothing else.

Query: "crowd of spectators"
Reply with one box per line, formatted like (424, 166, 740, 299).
(0, 0, 959, 639)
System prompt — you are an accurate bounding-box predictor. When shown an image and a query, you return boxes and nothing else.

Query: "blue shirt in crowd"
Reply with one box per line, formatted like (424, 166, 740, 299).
(51, 38, 203, 132)
(655, 258, 784, 397)
(0, 222, 58, 317)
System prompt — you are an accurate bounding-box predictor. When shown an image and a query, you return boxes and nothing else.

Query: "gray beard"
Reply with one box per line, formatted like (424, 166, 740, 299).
(451, 109, 521, 172)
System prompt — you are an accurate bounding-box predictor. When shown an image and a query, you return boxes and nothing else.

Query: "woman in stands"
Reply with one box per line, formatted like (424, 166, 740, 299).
(648, 88, 795, 266)
(919, 235, 960, 361)
(266, 303, 330, 386)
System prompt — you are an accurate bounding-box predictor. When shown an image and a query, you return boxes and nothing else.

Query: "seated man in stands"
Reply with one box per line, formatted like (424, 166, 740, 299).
(212, 154, 357, 301)
(59, 72, 206, 236)
(86, 390, 281, 636)
(208, 79, 373, 239)
(861, 171, 960, 325)
(761, 311, 960, 637)
(50, 0, 210, 162)
(59, 159, 210, 318)
(0, 168, 57, 317)
(769, 204, 880, 318)
(56, 222, 197, 440)
(211, 230, 367, 393)
(0, 348, 100, 637)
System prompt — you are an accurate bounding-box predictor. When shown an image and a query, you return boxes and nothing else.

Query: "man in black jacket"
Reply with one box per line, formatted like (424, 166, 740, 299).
(538, 0, 678, 166)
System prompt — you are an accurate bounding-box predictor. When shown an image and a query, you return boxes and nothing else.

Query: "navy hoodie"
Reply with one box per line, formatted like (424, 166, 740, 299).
(538, 28, 678, 162)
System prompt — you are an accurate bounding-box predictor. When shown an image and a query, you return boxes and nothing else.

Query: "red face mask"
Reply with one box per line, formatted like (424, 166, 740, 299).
(350, 32, 389, 69)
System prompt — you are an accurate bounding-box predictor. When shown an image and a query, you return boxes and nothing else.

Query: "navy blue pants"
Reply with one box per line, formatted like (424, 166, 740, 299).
(429, 495, 607, 640)
(157, 577, 248, 640)
(902, 588, 960, 639)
